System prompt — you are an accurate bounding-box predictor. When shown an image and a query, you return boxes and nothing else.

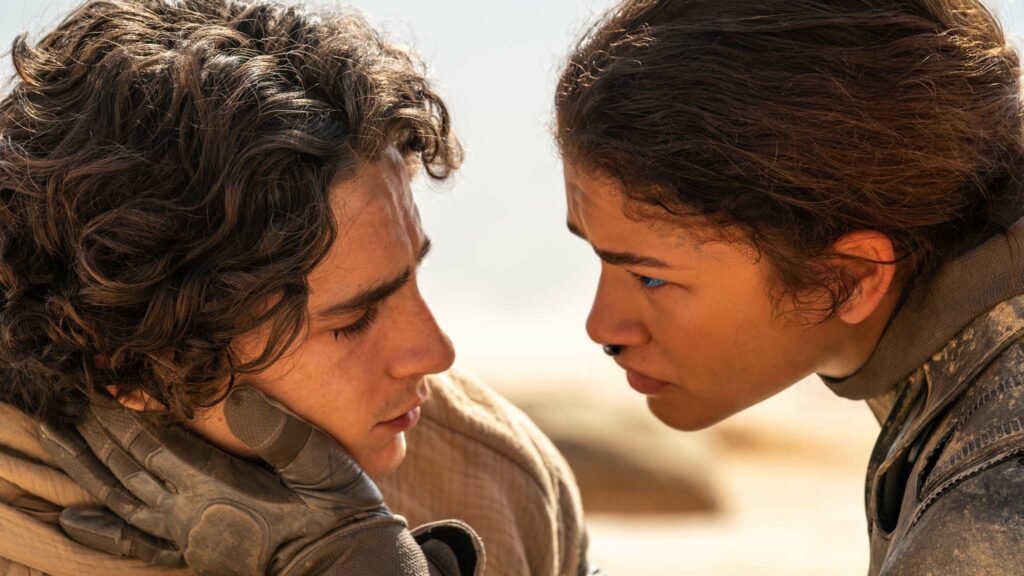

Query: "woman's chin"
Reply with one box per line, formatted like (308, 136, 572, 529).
(646, 394, 726, 432)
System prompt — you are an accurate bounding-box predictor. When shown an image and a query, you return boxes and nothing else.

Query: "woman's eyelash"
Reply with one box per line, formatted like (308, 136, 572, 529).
(332, 306, 379, 340)
(633, 273, 668, 289)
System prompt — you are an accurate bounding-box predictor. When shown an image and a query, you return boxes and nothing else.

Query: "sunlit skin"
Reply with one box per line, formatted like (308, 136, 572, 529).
(563, 159, 903, 431)
(181, 149, 455, 478)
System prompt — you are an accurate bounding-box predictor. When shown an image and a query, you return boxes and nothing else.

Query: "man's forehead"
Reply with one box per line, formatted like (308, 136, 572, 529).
(308, 153, 423, 304)
(331, 152, 415, 221)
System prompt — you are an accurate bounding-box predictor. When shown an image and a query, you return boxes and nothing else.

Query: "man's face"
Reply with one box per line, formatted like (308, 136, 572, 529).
(564, 160, 840, 431)
(190, 149, 455, 478)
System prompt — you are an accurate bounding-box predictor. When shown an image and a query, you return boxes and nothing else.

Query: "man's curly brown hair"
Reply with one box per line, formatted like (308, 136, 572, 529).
(0, 0, 460, 425)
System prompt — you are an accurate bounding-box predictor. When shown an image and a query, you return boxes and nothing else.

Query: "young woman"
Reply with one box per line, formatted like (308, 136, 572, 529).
(555, 1, 1024, 573)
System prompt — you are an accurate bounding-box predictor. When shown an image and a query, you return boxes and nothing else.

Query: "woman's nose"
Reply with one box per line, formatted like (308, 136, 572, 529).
(585, 270, 650, 349)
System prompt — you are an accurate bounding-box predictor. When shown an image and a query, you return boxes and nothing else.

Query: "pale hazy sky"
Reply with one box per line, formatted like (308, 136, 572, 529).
(3, 0, 1023, 382)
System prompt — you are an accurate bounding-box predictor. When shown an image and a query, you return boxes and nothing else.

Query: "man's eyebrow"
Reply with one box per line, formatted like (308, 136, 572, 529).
(566, 221, 670, 268)
(315, 237, 432, 319)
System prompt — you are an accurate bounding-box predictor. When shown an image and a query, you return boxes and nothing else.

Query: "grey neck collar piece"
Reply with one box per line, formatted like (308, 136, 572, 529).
(821, 216, 1024, 401)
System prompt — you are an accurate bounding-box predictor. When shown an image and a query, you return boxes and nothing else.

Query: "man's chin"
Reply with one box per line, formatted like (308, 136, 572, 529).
(362, 431, 408, 480)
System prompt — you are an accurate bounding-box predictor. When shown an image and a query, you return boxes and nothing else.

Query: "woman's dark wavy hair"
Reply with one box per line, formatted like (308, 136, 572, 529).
(556, 0, 1024, 317)
(0, 0, 460, 424)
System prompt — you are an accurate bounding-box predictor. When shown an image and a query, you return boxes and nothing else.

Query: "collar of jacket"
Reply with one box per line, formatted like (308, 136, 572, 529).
(821, 215, 1024, 401)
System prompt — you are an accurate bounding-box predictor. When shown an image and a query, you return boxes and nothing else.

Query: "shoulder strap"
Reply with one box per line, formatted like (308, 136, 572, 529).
(883, 294, 1024, 463)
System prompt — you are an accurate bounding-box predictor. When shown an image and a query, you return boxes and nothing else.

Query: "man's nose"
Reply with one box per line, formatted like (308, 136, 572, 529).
(388, 286, 456, 380)
(585, 270, 649, 350)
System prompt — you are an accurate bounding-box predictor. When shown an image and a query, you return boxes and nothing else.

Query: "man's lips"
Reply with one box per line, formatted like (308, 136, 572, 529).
(618, 363, 672, 395)
(375, 404, 422, 433)
(374, 379, 431, 433)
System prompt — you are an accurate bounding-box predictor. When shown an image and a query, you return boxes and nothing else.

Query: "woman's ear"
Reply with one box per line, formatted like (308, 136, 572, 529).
(829, 231, 898, 325)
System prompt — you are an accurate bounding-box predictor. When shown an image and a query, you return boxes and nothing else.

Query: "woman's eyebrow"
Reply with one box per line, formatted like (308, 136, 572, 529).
(315, 237, 432, 319)
(566, 221, 670, 268)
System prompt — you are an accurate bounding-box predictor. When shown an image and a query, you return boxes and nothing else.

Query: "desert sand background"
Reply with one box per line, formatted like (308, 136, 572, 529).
(473, 359, 880, 576)
(3, 1, 1021, 574)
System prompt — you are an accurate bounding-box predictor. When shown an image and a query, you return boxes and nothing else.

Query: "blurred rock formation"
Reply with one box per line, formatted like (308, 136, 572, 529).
(516, 394, 719, 514)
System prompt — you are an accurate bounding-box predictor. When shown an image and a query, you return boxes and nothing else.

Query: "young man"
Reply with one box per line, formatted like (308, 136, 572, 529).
(555, 0, 1023, 574)
(0, 1, 589, 574)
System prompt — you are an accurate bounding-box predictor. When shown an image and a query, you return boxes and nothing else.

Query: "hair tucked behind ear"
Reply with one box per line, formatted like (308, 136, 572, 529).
(0, 0, 460, 424)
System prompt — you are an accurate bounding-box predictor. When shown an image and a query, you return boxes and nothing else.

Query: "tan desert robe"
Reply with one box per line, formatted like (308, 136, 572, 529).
(0, 368, 586, 575)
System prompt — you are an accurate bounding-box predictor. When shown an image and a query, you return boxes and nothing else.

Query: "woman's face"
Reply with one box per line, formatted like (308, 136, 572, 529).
(563, 160, 845, 430)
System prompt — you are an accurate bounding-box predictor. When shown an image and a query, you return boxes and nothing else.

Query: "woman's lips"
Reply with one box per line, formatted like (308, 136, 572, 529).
(625, 369, 671, 395)
(376, 405, 421, 433)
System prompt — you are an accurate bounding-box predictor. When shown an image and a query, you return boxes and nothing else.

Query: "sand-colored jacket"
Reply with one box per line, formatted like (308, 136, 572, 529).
(0, 368, 586, 575)
(379, 369, 587, 576)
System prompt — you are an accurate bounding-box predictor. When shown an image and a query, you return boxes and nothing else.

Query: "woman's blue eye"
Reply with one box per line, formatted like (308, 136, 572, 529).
(635, 274, 668, 289)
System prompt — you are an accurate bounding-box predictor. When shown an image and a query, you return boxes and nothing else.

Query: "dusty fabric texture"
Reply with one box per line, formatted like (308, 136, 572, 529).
(864, 295, 1024, 575)
(817, 208, 1024, 574)
(378, 369, 585, 576)
(0, 368, 584, 576)
(823, 216, 1024, 401)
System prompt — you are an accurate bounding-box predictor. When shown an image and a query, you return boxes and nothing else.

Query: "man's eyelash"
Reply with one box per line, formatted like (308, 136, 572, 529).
(332, 306, 379, 340)
(632, 273, 668, 289)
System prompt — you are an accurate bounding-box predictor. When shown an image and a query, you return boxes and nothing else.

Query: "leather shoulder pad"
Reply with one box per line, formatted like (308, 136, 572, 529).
(914, 338, 1024, 521)
(880, 454, 1024, 575)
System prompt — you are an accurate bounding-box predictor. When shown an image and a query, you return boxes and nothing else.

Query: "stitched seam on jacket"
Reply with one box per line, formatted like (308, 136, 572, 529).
(885, 319, 1024, 471)
(909, 445, 1024, 532)
(948, 373, 1024, 439)
(945, 414, 1024, 471)
(920, 357, 1024, 496)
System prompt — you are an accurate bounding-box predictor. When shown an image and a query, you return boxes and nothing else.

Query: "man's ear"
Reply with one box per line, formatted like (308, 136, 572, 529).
(98, 353, 170, 412)
(830, 231, 898, 325)
(104, 385, 165, 412)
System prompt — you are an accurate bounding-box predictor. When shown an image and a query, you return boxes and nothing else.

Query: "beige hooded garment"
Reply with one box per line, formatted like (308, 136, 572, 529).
(0, 368, 586, 576)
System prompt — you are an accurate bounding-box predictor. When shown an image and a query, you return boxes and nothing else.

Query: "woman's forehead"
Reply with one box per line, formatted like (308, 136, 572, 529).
(565, 161, 717, 251)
